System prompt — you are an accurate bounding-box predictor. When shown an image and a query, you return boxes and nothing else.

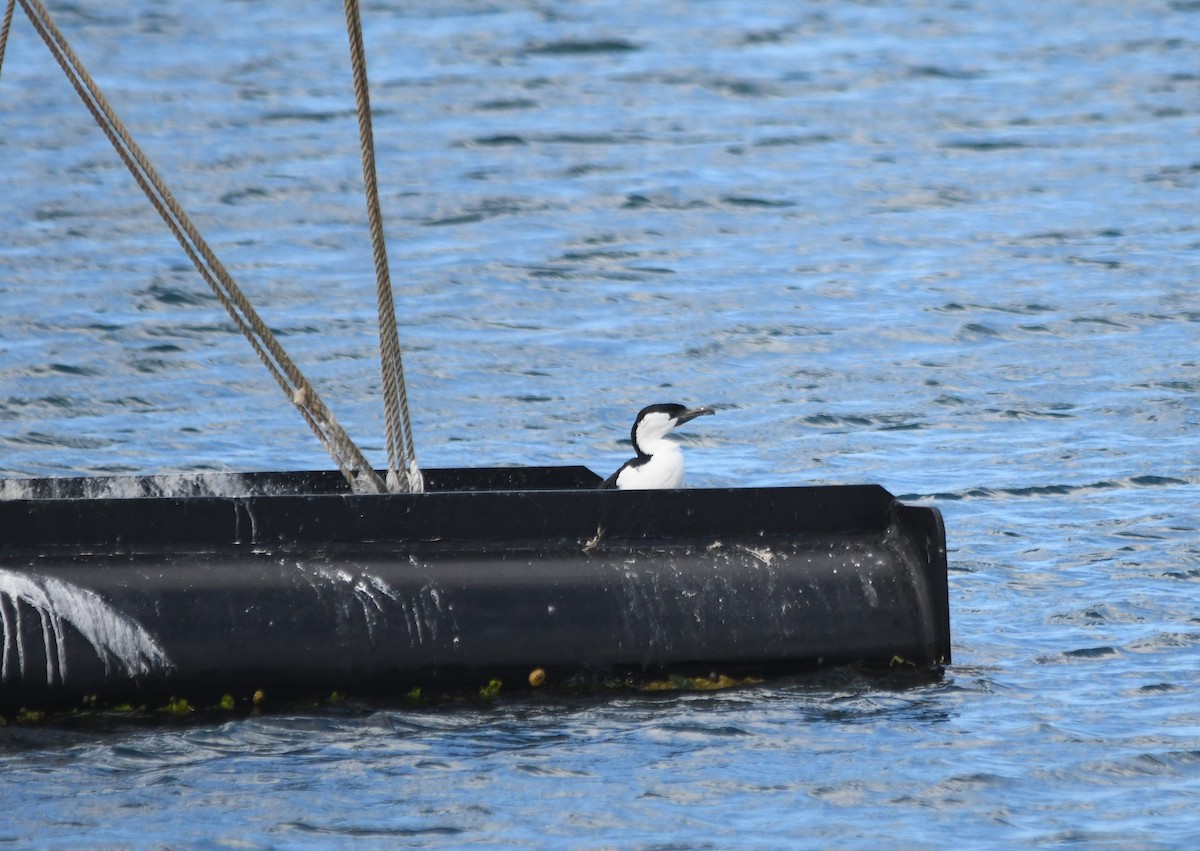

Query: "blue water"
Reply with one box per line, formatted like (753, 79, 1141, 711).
(2, 0, 1199, 846)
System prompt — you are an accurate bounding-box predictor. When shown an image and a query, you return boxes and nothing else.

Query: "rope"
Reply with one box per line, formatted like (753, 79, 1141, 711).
(0, 0, 15, 77)
(15, 0, 389, 494)
(343, 0, 422, 493)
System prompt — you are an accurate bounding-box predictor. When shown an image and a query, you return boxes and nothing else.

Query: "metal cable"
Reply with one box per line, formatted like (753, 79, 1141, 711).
(343, 0, 422, 493)
(15, 0, 387, 494)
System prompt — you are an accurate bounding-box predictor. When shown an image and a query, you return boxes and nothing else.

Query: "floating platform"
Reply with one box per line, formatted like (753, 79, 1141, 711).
(0, 467, 949, 712)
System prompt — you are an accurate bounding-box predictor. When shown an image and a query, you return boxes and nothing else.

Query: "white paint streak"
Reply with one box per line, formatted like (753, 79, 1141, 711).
(292, 562, 460, 651)
(303, 563, 405, 642)
(740, 545, 775, 566)
(0, 569, 172, 685)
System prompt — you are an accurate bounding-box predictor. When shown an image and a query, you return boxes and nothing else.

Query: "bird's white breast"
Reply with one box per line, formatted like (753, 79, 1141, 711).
(616, 443, 685, 489)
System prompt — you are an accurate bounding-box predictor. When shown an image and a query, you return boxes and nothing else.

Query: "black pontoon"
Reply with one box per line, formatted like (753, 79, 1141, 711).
(0, 467, 948, 712)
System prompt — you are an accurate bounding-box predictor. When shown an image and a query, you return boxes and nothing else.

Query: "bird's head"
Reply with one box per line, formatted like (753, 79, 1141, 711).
(631, 403, 714, 456)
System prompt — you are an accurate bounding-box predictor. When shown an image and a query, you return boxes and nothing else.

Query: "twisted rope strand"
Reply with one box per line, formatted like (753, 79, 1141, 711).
(0, 0, 15, 78)
(343, 0, 421, 493)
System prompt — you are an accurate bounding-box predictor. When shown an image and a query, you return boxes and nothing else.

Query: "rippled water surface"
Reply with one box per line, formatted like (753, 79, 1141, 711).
(2, 0, 1199, 846)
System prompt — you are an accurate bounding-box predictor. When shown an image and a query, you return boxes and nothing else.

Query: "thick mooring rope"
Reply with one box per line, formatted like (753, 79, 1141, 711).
(13, 0, 413, 494)
(343, 0, 421, 493)
(0, 0, 15, 76)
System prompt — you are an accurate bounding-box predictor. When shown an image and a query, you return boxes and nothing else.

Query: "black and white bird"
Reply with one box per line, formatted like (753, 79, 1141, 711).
(599, 403, 714, 490)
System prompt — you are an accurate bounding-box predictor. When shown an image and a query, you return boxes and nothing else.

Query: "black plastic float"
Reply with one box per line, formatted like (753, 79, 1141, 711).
(0, 468, 949, 712)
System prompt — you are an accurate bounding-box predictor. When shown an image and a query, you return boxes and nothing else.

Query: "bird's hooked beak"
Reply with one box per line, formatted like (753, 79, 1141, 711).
(674, 406, 715, 426)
